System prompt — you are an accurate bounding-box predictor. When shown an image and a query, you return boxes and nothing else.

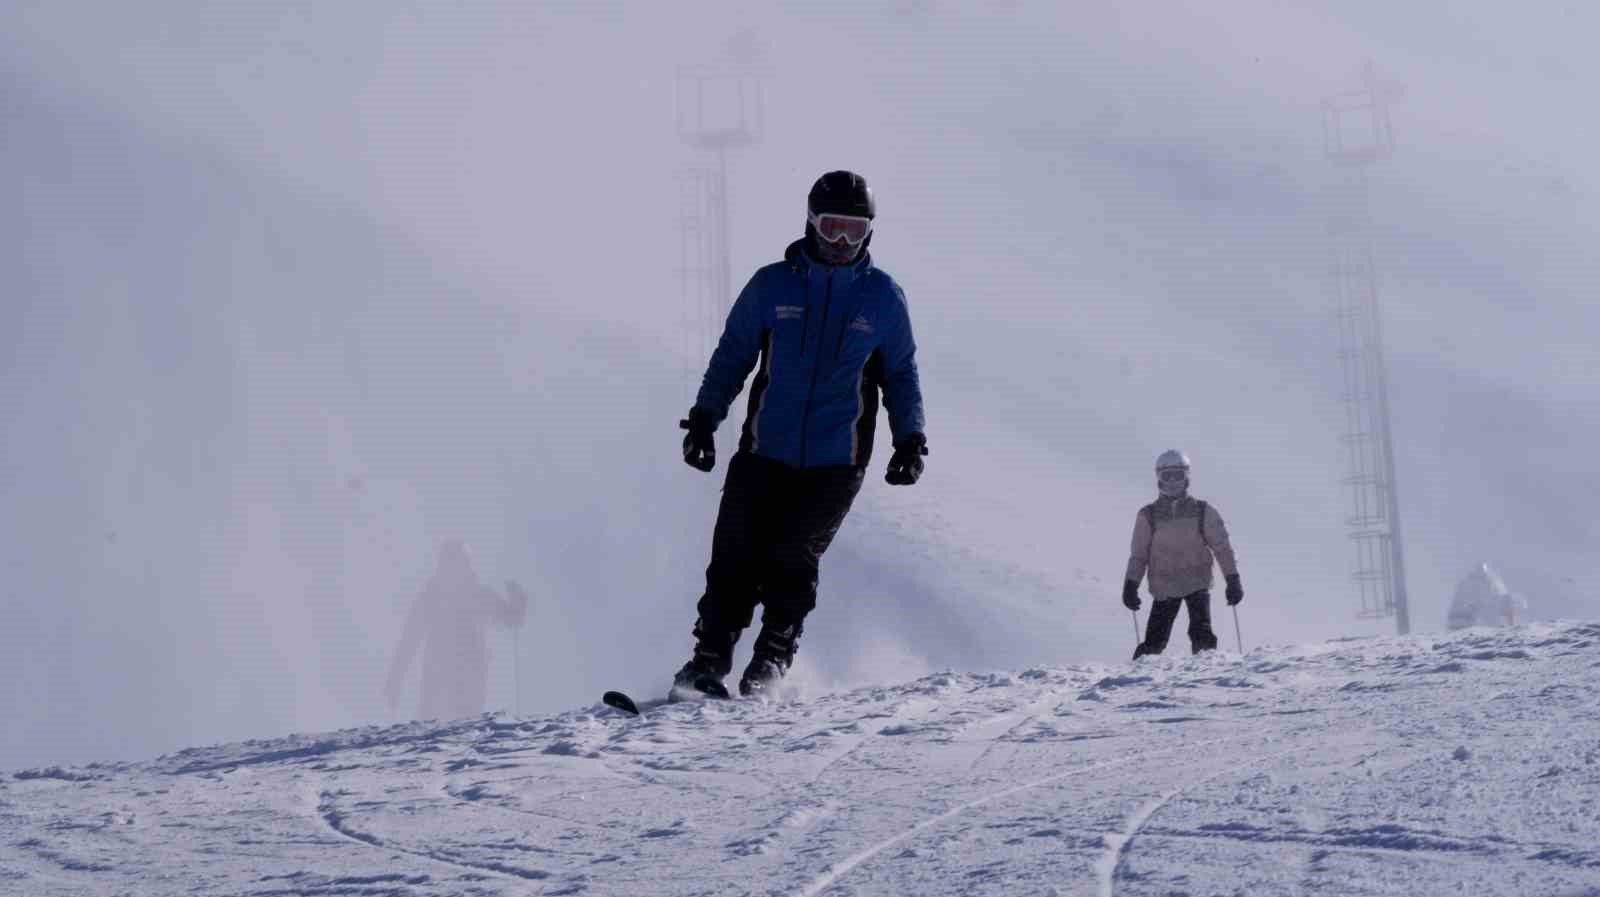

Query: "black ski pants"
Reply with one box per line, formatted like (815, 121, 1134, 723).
(693, 452, 864, 675)
(1134, 589, 1218, 658)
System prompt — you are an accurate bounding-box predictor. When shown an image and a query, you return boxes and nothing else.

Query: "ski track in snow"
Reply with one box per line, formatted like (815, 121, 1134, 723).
(796, 733, 1249, 897)
(2, 622, 1598, 896)
(316, 788, 553, 882)
(1097, 747, 1300, 897)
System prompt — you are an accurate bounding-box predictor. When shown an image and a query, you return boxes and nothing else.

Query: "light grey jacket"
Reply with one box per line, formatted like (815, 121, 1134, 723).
(1125, 494, 1239, 600)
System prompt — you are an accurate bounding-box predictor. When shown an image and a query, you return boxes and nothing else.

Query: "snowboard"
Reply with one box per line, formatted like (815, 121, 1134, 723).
(602, 677, 731, 717)
(601, 690, 643, 715)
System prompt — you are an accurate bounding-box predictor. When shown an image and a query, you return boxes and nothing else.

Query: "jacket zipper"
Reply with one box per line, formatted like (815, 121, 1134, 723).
(800, 269, 835, 467)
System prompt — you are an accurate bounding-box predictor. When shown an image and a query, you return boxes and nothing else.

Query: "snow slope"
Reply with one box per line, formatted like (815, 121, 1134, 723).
(3, 622, 1597, 896)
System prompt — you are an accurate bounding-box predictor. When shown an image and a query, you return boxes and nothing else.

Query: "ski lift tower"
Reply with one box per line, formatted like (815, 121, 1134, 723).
(674, 43, 765, 381)
(1322, 62, 1411, 635)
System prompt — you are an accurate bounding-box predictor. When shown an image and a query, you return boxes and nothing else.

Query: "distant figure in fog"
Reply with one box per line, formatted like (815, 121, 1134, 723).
(1123, 450, 1244, 659)
(385, 539, 528, 720)
(1447, 563, 1527, 630)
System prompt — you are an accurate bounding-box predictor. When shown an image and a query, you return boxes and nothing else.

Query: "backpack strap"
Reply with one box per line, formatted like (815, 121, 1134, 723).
(1196, 500, 1208, 545)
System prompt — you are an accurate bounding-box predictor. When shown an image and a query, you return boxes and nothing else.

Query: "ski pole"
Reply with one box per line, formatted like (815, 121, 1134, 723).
(1130, 609, 1141, 650)
(513, 632, 522, 716)
(1232, 606, 1244, 655)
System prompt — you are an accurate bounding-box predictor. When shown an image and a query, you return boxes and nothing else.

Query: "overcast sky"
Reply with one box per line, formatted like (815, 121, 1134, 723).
(3, 1, 1594, 769)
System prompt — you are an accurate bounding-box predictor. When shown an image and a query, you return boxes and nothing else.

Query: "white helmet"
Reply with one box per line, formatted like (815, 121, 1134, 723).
(1155, 449, 1190, 497)
(1155, 449, 1191, 472)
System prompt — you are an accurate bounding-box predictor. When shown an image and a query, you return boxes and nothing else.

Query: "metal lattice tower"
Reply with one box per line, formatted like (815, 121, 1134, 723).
(1322, 62, 1411, 635)
(675, 38, 765, 385)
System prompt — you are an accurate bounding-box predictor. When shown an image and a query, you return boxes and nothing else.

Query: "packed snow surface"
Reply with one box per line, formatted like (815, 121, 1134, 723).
(3, 623, 1597, 896)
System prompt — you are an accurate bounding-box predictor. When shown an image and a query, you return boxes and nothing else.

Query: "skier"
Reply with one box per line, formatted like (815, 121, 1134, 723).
(385, 539, 529, 720)
(1122, 450, 1243, 658)
(674, 170, 927, 699)
(1446, 563, 1527, 629)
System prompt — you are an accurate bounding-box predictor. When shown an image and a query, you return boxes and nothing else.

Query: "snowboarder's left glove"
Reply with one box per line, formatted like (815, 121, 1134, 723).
(1225, 574, 1244, 606)
(680, 407, 716, 472)
(885, 433, 928, 485)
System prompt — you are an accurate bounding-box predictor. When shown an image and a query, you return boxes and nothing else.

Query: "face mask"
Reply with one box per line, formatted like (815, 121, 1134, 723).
(813, 235, 861, 265)
(1157, 467, 1189, 497)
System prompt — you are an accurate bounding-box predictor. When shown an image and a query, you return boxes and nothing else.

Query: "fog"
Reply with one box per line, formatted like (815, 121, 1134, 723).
(3, 1, 1594, 769)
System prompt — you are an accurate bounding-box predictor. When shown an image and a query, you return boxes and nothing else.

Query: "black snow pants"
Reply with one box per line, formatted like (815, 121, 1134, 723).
(692, 452, 864, 676)
(1134, 589, 1218, 658)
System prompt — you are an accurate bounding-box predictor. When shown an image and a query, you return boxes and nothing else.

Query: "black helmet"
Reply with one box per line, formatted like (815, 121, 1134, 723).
(807, 170, 875, 219)
(805, 171, 875, 263)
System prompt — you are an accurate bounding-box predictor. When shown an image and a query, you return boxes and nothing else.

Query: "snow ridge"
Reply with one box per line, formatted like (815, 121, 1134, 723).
(2, 623, 1597, 896)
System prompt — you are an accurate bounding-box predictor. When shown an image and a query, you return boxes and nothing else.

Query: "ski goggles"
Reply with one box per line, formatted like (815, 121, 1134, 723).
(1157, 468, 1189, 484)
(808, 209, 874, 246)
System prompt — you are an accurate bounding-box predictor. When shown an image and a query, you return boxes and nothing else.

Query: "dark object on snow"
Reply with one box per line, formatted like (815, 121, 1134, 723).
(672, 660, 732, 700)
(739, 655, 786, 697)
(602, 691, 641, 716)
(1133, 589, 1218, 658)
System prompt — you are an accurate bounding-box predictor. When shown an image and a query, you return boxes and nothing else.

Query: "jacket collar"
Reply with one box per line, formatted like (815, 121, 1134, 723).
(785, 238, 873, 280)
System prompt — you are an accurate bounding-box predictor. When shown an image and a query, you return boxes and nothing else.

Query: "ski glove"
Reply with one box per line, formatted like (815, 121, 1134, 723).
(885, 433, 928, 485)
(1225, 574, 1244, 606)
(1122, 579, 1141, 612)
(680, 407, 716, 472)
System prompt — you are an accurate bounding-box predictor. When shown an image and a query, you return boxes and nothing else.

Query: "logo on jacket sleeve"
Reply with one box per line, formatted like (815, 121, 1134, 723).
(776, 305, 805, 321)
(848, 315, 874, 334)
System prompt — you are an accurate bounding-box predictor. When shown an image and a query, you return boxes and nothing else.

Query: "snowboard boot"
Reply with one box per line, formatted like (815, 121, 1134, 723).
(672, 656, 731, 699)
(738, 655, 788, 697)
(739, 619, 801, 697)
(672, 618, 737, 700)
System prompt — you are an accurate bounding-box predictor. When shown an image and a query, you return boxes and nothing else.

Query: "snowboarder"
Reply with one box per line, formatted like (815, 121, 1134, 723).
(675, 170, 927, 699)
(1446, 563, 1527, 630)
(1122, 450, 1243, 658)
(385, 539, 529, 720)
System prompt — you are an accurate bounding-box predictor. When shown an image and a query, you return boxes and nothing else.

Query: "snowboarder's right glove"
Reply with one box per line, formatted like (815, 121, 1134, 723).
(1122, 580, 1141, 611)
(885, 433, 928, 485)
(680, 407, 716, 472)
(1225, 574, 1244, 606)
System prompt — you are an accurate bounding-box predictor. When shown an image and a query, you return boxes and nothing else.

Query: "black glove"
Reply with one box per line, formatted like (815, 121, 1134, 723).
(1225, 574, 1244, 606)
(1122, 580, 1141, 612)
(885, 433, 928, 485)
(679, 407, 716, 472)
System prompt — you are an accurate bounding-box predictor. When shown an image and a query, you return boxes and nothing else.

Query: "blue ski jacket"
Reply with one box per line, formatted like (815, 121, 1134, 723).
(694, 240, 925, 469)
